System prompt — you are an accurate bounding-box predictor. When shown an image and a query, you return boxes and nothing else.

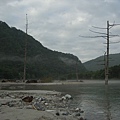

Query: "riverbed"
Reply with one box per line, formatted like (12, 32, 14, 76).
(0, 80, 120, 120)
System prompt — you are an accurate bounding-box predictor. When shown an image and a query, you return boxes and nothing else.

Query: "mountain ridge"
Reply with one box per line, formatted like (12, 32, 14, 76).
(0, 21, 86, 80)
(83, 53, 120, 71)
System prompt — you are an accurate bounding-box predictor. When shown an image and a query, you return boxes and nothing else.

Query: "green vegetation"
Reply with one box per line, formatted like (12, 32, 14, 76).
(83, 53, 120, 80)
(78, 65, 120, 80)
(84, 53, 120, 71)
(0, 21, 86, 81)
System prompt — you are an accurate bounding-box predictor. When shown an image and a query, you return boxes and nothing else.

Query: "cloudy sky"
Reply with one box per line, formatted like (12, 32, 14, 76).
(0, 0, 120, 63)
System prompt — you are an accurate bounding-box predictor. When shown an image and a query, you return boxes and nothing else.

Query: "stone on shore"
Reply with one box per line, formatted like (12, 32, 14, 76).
(0, 90, 86, 120)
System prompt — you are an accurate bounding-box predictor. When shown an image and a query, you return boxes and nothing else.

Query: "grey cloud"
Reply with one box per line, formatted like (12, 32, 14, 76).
(0, 0, 120, 62)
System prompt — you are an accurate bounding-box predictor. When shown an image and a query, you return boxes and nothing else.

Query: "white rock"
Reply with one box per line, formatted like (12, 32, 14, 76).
(45, 102, 48, 106)
(65, 94, 72, 99)
(75, 108, 81, 112)
(62, 96, 66, 100)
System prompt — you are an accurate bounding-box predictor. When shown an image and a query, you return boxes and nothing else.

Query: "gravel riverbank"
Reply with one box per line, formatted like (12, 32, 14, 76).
(0, 90, 86, 120)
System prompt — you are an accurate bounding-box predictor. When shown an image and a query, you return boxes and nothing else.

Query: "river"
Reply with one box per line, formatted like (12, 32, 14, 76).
(0, 80, 120, 120)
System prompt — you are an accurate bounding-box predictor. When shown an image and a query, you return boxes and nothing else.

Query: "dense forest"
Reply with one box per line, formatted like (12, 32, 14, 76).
(0, 21, 86, 81)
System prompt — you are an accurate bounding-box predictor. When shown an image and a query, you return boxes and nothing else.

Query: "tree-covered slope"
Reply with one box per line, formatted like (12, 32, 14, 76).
(0, 21, 86, 80)
(83, 53, 120, 71)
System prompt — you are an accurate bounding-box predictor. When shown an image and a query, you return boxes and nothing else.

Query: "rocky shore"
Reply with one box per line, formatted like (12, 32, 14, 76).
(0, 90, 86, 120)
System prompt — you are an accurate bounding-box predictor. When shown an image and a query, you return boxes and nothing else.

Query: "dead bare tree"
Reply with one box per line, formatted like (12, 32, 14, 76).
(23, 14, 28, 82)
(80, 21, 120, 85)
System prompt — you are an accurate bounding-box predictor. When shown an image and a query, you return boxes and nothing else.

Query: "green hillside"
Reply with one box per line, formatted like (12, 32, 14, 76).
(84, 53, 120, 71)
(0, 21, 86, 81)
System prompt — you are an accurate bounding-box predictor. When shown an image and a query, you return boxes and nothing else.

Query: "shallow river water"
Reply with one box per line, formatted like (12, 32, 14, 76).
(1, 80, 120, 120)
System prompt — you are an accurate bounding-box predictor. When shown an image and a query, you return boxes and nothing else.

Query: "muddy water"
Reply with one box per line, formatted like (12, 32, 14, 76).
(1, 80, 120, 120)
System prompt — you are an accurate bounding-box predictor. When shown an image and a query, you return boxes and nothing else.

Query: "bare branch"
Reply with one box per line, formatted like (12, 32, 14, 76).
(89, 29, 107, 35)
(102, 36, 107, 39)
(109, 21, 120, 29)
(79, 35, 107, 38)
(103, 41, 120, 44)
(109, 25, 114, 29)
(92, 26, 107, 29)
(110, 41, 120, 44)
(109, 23, 120, 26)
(109, 34, 120, 38)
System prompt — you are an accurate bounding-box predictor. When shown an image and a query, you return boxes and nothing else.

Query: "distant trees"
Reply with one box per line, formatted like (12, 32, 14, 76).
(83, 65, 120, 80)
(109, 65, 120, 79)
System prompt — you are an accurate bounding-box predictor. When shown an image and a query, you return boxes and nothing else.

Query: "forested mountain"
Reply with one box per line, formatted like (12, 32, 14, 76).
(84, 53, 120, 71)
(0, 21, 86, 81)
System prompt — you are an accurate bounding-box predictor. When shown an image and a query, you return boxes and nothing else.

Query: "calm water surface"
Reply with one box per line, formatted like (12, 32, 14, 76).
(1, 80, 120, 120)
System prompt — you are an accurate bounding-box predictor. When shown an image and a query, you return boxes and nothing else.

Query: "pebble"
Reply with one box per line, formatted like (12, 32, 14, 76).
(74, 112, 81, 116)
(62, 112, 69, 116)
(75, 107, 81, 112)
(61, 96, 66, 100)
(44, 102, 48, 106)
(56, 112, 60, 116)
(33, 102, 45, 111)
(0, 92, 87, 119)
(79, 117, 84, 120)
(65, 94, 72, 99)
(61, 94, 72, 101)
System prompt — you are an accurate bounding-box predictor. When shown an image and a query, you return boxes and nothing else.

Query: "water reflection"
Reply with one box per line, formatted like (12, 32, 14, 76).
(105, 85, 112, 120)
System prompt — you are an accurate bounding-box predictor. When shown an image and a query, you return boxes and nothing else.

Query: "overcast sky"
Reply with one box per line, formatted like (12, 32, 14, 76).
(0, 0, 120, 63)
